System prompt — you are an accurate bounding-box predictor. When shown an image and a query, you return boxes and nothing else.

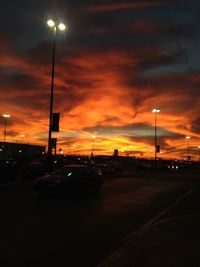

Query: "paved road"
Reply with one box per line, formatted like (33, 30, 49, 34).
(97, 181, 200, 267)
(0, 176, 192, 267)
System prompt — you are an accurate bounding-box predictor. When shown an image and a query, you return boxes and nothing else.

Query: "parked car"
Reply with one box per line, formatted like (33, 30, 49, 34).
(33, 164, 103, 195)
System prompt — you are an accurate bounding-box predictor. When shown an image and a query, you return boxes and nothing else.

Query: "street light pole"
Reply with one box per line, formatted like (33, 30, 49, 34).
(46, 20, 66, 157)
(47, 25, 56, 157)
(20, 134, 26, 144)
(4, 118, 7, 143)
(185, 136, 191, 160)
(91, 135, 96, 156)
(152, 108, 160, 165)
(73, 144, 77, 155)
(2, 114, 10, 144)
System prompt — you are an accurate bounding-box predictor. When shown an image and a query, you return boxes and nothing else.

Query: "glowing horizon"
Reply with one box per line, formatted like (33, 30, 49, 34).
(0, 1, 200, 160)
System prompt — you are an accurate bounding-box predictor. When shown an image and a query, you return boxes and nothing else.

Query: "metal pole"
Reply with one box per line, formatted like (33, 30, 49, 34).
(4, 119, 6, 144)
(92, 138, 94, 155)
(154, 112, 157, 164)
(187, 139, 189, 160)
(47, 26, 56, 157)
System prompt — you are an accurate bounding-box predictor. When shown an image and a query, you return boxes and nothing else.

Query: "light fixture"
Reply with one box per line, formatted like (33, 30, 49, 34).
(3, 114, 10, 118)
(58, 23, 66, 31)
(152, 108, 160, 113)
(47, 19, 55, 27)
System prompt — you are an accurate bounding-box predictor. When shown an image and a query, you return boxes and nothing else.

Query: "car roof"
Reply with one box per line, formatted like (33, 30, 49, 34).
(63, 164, 88, 168)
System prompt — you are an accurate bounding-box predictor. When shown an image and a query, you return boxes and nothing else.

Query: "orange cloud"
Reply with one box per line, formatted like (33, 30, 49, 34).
(0, 14, 200, 160)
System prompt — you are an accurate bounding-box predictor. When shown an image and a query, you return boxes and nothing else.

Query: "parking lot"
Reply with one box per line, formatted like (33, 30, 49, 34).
(0, 171, 195, 267)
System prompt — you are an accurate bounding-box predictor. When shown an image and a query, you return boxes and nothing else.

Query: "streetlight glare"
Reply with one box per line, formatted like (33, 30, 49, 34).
(186, 136, 191, 139)
(47, 20, 66, 31)
(58, 23, 66, 31)
(3, 114, 10, 118)
(152, 108, 160, 113)
(47, 19, 55, 27)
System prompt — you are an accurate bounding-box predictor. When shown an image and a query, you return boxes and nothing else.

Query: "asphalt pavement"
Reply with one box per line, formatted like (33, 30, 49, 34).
(0, 168, 199, 266)
(97, 183, 200, 267)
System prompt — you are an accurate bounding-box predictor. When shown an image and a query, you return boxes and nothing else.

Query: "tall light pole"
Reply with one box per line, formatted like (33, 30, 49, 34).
(91, 135, 96, 156)
(2, 114, 10, 144)
(47, 19, 66, 157)
(20, 134, 26, 144)
(73, 144, 77, 155)
(185, 136, 191, 160)
(152, 108, 160, 165)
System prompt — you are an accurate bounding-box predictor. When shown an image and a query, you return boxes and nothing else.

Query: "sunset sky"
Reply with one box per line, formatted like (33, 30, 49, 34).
(0, 0, 200, 159)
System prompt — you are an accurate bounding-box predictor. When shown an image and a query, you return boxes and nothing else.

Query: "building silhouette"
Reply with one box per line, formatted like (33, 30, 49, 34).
(0, 142, 45, 160)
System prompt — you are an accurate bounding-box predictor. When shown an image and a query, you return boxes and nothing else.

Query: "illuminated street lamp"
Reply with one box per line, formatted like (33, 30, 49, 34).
(91, 136, 96, 156)
(73, 143, 77, 155)
(46, 19, 67, 157)
(20, 134, 26, 144)
(152, 108, 160, 164)
(185, 136, 191, 160)
(2, 114, 10, 143)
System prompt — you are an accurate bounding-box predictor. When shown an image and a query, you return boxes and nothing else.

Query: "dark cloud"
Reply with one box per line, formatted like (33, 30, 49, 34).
(8, 96, 49, 114)
(6, 130, 19, 138)
(0, 0, 199, 157)
(83, 122, 183, 138)
(125, 129, 184, 150)
(137, 50, 183, 71)
(0, 69, 48, 100)
(191, 117, 200, 134)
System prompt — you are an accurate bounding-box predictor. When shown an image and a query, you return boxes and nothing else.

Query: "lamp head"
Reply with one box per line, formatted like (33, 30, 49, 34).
(47, 20, 67, 31)
(152, 108, 160, 113)
(3, 114, 10, 118)
(58, 23, 66, 31)
(47, 19, 55, 28)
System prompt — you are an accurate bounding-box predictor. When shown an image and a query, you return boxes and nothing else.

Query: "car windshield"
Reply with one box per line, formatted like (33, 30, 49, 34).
(54, 166, 89, 176)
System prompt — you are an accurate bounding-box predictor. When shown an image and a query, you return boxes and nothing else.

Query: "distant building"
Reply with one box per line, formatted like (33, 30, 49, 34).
(113, 149, 118, 157)
(0, 142, 45, 160)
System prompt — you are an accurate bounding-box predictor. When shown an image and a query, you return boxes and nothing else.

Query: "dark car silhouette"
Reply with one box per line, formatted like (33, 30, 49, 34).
(33, 164, 103, 195)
